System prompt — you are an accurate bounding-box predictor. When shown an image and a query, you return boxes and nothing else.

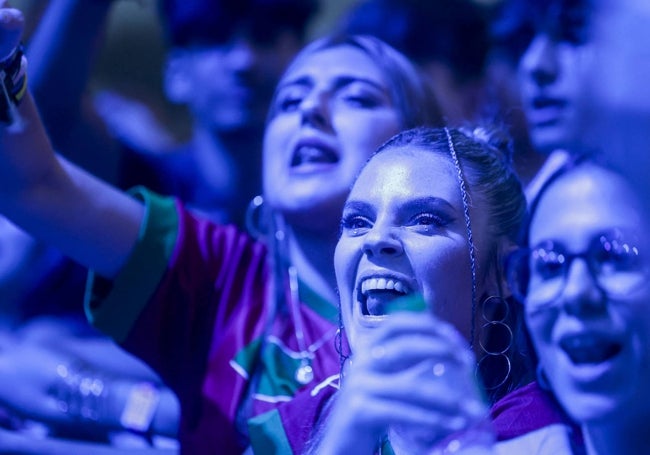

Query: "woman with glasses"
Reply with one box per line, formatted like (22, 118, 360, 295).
(508, 160, 650, 455)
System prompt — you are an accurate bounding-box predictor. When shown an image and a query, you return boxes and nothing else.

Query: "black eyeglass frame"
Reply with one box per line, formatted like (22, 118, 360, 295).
(507, 228, 649, 313)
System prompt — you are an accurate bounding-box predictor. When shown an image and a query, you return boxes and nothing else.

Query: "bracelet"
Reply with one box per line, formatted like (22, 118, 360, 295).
(0, 43, 27, 125)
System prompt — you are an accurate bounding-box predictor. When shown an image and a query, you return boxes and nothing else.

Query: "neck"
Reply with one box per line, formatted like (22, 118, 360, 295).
(583, 414, 650, 455)
(287, 225, 338, 306)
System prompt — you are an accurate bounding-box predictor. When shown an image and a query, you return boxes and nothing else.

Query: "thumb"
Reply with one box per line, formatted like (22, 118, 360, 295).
(0, 7, 23, 61)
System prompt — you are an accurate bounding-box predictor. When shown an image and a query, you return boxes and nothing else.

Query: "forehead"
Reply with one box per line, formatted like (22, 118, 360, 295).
(280, 45, 386, 87)
(350, 148, 458, 202)
(530, 166, 643, 246)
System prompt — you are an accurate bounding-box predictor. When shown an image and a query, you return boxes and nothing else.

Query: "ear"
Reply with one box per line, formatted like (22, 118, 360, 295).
(163, 48, 193, 104)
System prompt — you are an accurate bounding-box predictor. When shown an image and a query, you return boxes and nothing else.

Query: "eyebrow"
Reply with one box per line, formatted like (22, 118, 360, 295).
(343, 196, 457, 213)
(401, 196, 457, 213)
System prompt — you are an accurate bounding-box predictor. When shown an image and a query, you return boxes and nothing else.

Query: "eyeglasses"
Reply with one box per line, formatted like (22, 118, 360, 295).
(507, 229, 649, 313)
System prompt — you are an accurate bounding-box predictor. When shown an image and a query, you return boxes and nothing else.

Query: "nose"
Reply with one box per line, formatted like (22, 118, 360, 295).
(361, 224, 404, 259)
(300, 90, 330, 129)
(520, 34, 559, 87)
(559, 258, 606, 316)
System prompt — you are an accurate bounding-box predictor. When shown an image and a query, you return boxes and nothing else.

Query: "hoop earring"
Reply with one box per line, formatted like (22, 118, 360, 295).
(245, 195, 268, 239)
(476, 295, 512, 391)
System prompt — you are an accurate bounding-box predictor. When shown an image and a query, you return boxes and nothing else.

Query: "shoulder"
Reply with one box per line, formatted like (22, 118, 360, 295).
(494, 424, 574, 455)
(490, 381, 574, 441)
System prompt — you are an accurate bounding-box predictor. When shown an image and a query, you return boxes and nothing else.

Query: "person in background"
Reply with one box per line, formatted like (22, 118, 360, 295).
(28, 0, 319, 226)
(484, 0, 545, 189)
(492, 0, 595, 203)
(508, 160, 650, 454)
(574, 0, 650, 211)
(0, 4, 441, 452)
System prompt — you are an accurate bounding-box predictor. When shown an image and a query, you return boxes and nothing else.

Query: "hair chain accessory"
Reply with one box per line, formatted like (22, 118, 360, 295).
(444, 127, 477, 346)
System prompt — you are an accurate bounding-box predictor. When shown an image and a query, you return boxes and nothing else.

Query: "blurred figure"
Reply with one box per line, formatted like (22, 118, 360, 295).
(486, 0, 546, 188)
(575, 0, 650, 211)
(339, 0, 549, 190)
(337, 0, 487, 126)
(509, 161, 650, 454)
(28, 0, 319, 226)
(492, 0, 595, 202)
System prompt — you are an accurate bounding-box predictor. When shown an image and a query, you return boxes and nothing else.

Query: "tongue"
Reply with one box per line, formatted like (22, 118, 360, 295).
(364, 290, 406, 316)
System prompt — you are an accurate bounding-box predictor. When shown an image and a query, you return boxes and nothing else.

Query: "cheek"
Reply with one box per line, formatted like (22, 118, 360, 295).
(417, 247, 474, 332)
(334, 241, 359, 323)
(262, 120, 290, 169)
(525, 315, 555, 358)
(334, 113, 400, 151)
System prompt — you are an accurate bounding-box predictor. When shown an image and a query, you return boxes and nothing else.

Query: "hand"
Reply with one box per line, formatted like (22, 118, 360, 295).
(331, 313, 489, 453)
(0, 338, 77, 428)
(0, 2, 22, 61)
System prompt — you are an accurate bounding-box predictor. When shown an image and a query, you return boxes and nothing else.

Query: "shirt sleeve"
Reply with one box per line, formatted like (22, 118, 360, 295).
(84, 186, 179, 343)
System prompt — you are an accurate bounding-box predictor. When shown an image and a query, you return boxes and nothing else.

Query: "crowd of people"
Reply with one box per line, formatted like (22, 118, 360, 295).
(0, 0, 648, 454)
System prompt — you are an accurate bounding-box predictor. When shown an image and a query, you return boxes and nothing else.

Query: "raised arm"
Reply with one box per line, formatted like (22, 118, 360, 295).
(26, 0, 121, 183)
(0, 5, 143, 279)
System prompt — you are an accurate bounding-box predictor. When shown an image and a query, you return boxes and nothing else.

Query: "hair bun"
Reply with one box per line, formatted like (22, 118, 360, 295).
(459, 125, 514, 164)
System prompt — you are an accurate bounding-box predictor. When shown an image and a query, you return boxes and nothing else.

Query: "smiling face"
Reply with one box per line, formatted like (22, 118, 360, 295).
(335, 147, 491, 349)
(262, 44, 403, 232)
(526, 164, 650, 424)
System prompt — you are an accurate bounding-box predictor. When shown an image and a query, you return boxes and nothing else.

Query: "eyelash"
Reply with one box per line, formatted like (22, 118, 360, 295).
(411, 212, 448, 228)
(340, 215, 371, 235)
(339, 212, 450, 236)
(275, 91, 381, 114)
(277, 95, 303, 112)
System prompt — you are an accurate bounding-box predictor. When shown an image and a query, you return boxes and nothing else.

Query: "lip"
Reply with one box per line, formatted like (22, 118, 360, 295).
(355, 271, 416, 319)
(290, 134, 340, 172)
(526, 95, 568, 126)
(557, 330, 625, 381)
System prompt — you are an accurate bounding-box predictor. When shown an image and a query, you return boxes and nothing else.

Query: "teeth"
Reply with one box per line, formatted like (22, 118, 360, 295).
(361, 278, 409, 295)
(292, 145, 338, 166)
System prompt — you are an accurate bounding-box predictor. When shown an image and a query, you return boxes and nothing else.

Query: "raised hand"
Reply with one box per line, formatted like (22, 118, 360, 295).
(0, 2, 22, 61)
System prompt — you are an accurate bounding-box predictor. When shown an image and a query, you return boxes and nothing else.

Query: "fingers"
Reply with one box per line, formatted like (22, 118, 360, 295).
(354, 313, 475, 372)
(0, 4, 22, 60)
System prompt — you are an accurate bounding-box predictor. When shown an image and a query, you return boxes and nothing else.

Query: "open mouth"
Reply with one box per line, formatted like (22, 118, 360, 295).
(532, 96, 567, 110)
(358, 277, 411, 316)
(291, 145, 339, 167)
(560, 335, 623, 365)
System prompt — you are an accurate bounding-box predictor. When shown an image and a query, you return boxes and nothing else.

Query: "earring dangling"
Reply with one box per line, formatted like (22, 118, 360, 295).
(476, 295, 513, 391)
(245, 195, 268, 239)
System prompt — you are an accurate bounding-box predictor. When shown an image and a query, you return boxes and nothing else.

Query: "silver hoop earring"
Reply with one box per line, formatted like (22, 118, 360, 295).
(245, 195, 268, 239)
(476, 296, 513, 391)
